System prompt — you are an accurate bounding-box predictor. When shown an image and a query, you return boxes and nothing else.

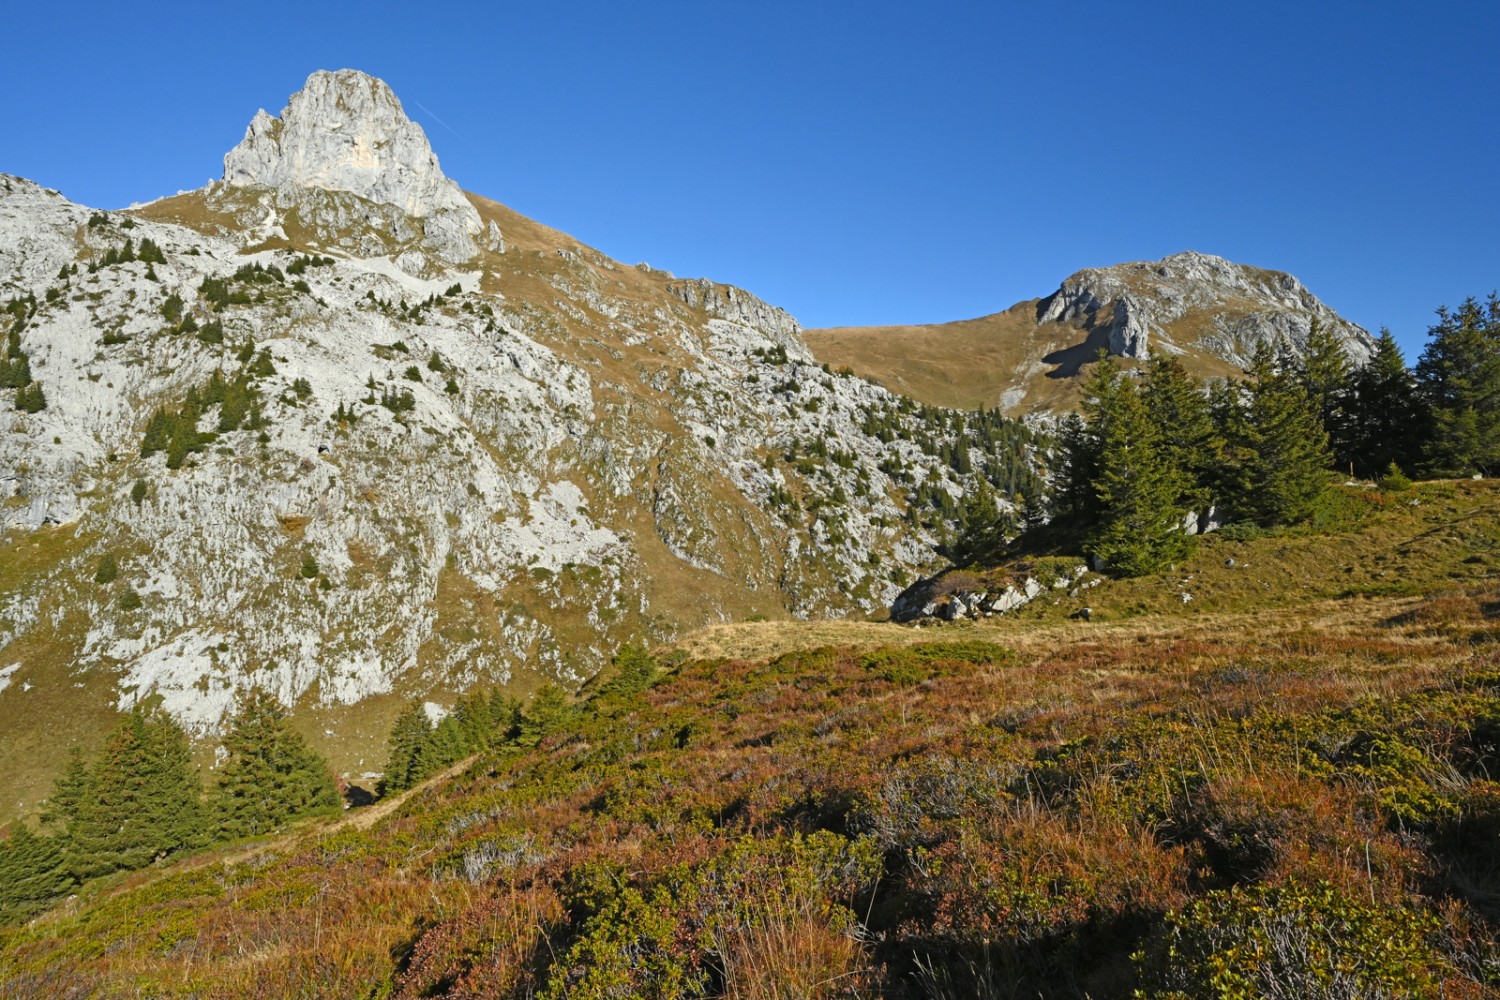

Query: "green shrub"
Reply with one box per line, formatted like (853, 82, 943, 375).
(1135, 881, 1445, 999)
(93, 553, 119, 585)
(1377, 462, 1413, 492)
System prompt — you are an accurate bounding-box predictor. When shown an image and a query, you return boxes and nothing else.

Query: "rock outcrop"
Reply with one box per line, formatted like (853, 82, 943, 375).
(1036, 251, 1375, 365)
(216, 69, 486, 266)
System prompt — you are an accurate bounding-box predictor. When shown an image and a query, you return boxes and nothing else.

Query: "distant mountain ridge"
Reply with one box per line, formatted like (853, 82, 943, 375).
(806, 251, 1376, 414)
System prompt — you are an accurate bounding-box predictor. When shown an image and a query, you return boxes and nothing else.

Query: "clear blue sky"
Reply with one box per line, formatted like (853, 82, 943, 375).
(4, 1, 1496, 357)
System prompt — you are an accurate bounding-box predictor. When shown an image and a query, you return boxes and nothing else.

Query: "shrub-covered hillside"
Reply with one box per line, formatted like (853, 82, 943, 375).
(0, 483, 1497, 997)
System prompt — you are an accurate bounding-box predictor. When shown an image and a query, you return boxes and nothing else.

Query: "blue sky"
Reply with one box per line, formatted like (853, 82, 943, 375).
(4, 1, 1496, 356)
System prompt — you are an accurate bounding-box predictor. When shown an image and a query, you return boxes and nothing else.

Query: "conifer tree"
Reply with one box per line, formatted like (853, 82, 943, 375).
(1416, 295, 1500, 476)
(517, 683, 575, 747)
(1083, 359, 1190, 576)
(1141, 356, 1221, 514)
(0, 824, 73, 923)
(1350, 329, 1423, 477)
(213, 689, 339, 838)
(1240, 341, 1332, 526)
(68, 710, 202, 878)
(379, 703, 433, 796)
(1301, 319, 1355, 468)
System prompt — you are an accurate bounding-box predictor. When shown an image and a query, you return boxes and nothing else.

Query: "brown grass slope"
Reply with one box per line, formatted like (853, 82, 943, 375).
(806, 301, 1246, 416)
(2, 480, 1497, 998)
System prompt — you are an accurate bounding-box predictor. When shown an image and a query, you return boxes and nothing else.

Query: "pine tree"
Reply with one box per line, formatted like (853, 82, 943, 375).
(0, 824, 73, 923)
(1084, 360, 1191, 577)
(1349, 329, 1423, 477)
(213, 689, 340, 838)
(1416, 295, 1500, 476)
(1241, 341, 1333, 526)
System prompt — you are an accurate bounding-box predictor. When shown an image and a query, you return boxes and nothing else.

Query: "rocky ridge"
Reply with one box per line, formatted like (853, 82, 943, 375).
(1036, 250, 1375, 365)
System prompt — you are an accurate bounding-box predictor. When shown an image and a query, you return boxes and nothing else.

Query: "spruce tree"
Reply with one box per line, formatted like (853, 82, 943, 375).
(1350, 329, 1423, 477)
(379, 703, 433, 796)
(517, 683, 575, 747)
(1415, 295, 1500, 476)
(1241, 341, 1333, 526)
(1141, 356, 1221, 514)
(1301, 319, 1355, 469)
(1084, 360, 1190, 576)
(0, 825, 73, 923)
(213, 689, 340, 838)
(69, 709, 201, 877)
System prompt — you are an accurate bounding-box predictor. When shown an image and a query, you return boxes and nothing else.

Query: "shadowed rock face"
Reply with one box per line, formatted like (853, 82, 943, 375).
(220, 69, 486, 264)
(1036, 250, 1376, 366)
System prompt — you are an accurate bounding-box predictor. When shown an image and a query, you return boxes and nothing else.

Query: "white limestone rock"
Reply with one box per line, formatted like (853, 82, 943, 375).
(219, 69, 483, 264)
(1036, 250, 1375, 366)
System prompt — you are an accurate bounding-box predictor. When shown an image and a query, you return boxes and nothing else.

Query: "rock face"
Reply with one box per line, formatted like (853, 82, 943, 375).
(0, 151, 1037, 819)
(217, 70, 486, 266)
(1036, 251, 1376, 366)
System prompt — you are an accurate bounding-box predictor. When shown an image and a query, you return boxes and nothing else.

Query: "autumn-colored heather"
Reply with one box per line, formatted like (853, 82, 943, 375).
(2, 498, 1498, 996)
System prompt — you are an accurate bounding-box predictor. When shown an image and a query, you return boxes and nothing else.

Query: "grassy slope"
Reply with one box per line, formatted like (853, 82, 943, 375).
(804, 303, 1245, 416)
(1, 480, 1497, 997)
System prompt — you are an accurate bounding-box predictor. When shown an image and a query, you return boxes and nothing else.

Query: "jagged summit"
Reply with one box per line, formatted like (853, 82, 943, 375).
(1037, 250, 1375, 365)
(210, 69, 496, 268)
(223, 70, 472, 221)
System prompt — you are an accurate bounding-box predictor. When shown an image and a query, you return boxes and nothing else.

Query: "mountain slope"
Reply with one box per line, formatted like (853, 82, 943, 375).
(2, 482, 1496, 997)
(807, 251, 1376, 414)
(0, 71, 1041, 822)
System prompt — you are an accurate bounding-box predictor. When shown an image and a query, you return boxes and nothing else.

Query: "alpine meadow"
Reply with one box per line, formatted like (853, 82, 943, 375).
(2, 38, 1499, 1000)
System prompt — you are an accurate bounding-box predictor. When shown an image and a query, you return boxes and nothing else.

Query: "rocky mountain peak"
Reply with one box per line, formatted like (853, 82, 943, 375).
(217, 69, 491, 265)
(1037, 250, 1376, 366)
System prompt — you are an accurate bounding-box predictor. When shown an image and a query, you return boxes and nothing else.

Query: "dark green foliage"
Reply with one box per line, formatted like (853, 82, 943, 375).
(116, 587, 142, 611)
(13, 380, 46, 413)
(380, 689, 521, 797)
(1349, 329, 1423, 477)
(130, 479, 147, 505)
(1141, 355, 1221, 513)
(58, 709, 203, 879)
(1238, 341, 1334, 525)
(291, 279, 311, 294)
(427, 352, 446, 373)
(517, 684, 576, 747)
(1377, 462, 1414, 492)
(379, 386, 416, 413)
(213, 690, 340, 839)
(93, 553, 119, 585)
(595, 645, 659, 702)
(0, 824, 73, 924)
(1301, 319, 1356, 467)
(1416, 294, 1500, 476)
(290, 377, 312, 400)
(380, 704, 434, 797)
(1066, 358, 1191, 576)
(159, 292, 184, 323)
(403, 365, 422, 382)
(949, 479, 1015, 566)
(135, 238, 166, 265)
(298, 553, 319, 580)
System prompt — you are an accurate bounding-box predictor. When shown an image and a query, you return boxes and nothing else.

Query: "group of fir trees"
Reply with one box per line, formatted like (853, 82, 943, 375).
(0, 693, 339, 924)
(3, 297, 46, 412)
(379, 647, 658, 798)
(1048, 297, 1500, 576)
